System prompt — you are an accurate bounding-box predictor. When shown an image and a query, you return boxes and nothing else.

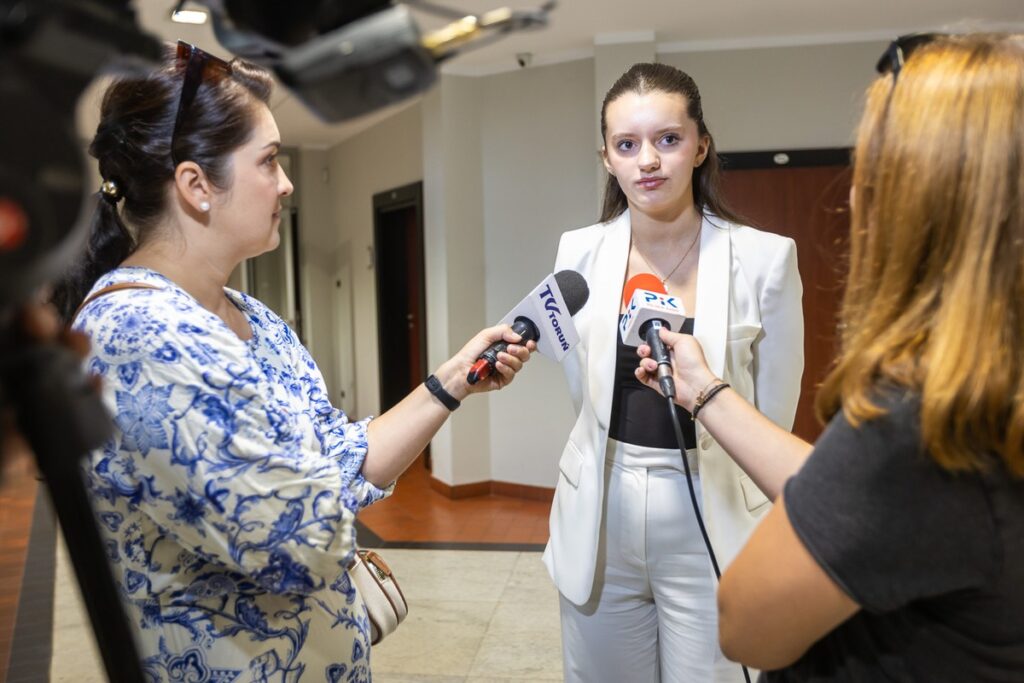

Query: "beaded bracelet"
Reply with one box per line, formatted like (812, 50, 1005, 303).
(693, 378, 724, 408)
(697, 377, 720, 396)
(692, 381, 730, 421)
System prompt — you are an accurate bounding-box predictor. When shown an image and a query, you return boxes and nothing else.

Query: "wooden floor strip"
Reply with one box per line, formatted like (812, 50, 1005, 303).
(0, 443, 39, 683)
(358, 457, 553, 547)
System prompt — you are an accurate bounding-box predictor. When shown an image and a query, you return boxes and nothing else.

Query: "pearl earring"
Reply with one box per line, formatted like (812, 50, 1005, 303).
(199, 201, 210, 212)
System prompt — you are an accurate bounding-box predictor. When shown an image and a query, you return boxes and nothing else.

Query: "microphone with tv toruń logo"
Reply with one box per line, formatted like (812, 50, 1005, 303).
(467, 270, 590, 384)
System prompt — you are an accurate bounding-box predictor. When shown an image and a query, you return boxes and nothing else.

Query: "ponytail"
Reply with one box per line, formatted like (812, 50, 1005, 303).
(52, 188, 135, 324)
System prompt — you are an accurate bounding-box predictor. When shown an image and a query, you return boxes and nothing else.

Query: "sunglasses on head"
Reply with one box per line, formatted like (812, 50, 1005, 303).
(170, 41, 232, 166)
(875, 33, 942, 81)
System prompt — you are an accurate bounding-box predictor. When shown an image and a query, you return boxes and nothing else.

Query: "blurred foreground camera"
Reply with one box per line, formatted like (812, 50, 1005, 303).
(213, 1, 555, 123)
(0, 0, 555, 312)
(0, 0, 161, 310)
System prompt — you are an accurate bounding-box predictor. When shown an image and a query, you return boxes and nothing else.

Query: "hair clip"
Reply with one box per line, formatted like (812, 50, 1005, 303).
(100, 179, 123, 203)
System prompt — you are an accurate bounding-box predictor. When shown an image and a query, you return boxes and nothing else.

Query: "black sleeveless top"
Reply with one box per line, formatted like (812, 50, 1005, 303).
(609, 316, 697, 449)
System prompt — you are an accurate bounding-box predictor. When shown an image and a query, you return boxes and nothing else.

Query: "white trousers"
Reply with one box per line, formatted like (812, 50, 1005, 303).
(559, 439, 746, 683)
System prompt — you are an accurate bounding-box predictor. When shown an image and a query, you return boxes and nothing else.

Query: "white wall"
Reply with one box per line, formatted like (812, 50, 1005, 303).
(659, 41, 882, 151)
(421, 76, 491, 486)
(480, 59, 598, 488)
(323, 103, 424, 419)
(294, 148, 337, 401)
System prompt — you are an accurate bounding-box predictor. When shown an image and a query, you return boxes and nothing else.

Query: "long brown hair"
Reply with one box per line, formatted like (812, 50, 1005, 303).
(598, 62, 743, 225)
(816, 34, 1024, 475)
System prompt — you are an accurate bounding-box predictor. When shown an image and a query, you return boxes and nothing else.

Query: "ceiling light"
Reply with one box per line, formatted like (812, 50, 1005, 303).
(170, 9, 208, 25)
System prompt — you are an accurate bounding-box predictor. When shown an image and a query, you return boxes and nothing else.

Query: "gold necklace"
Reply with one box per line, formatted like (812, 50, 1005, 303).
(632, 227, 701, 287)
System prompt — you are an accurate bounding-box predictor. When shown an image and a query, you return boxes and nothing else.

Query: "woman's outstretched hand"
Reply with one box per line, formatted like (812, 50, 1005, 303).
(364, 324, 534, 487)
(635, 328, 717, 411)
(435, 324, 537, 399)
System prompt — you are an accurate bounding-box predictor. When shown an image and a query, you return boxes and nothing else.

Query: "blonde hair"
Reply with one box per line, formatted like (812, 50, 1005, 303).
(816, 33, 1024, 475)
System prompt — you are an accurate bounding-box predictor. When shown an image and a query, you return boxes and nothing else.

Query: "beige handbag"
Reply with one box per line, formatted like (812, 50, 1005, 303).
(349, 549, 408, 644)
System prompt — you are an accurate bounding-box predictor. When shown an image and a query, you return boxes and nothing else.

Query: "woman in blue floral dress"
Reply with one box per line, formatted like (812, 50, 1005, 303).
(51, 43, 532, 683)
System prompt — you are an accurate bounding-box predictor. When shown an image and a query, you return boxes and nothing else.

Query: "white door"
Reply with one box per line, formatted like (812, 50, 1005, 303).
(247, 208, 298, 332)
(332, 245, 357, 416)
(242, 153, 300, 337)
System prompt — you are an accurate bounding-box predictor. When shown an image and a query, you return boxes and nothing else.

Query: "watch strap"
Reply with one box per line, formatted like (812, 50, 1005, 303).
(425, 374, 461, 411)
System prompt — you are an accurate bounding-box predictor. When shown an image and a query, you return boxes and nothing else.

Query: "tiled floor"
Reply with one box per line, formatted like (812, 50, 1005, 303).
(40, 457, 564, 681)
(49, 543, 565, 681)
(373, 550, 562, 681)
(50, 538, 103, 682)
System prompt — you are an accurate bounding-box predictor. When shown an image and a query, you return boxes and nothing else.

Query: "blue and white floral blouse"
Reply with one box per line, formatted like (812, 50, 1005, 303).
(74, 266, 390, 683)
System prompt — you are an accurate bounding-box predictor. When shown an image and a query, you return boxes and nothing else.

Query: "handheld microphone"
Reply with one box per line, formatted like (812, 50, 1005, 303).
(467, 269, 589, 384)
(621, 272, 664, 307)
(619, 275, 687, 399)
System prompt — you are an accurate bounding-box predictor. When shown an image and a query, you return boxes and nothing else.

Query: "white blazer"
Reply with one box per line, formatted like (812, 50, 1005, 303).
(543, 210, 805, 606)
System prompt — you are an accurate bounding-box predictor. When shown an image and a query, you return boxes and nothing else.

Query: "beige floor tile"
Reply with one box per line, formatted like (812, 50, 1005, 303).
(486, 598, 561, 635)
(50, 537, 105, 683)
(374, 676, 466, 682)
(467, 628, 564, 680)
(372, 599, 498, 676)
(381, 549, 520, 602)
(499, 552, 559, 605)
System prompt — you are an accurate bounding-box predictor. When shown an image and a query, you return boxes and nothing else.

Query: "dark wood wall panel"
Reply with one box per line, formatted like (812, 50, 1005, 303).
(720, 163, 851, 442)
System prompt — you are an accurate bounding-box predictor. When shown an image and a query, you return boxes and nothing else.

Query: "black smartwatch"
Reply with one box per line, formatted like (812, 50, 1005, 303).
(425, 374, 461, 411)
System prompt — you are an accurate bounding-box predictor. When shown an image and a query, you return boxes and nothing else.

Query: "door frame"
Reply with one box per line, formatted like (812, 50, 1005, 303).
(719, 147, 850, 170)
(372, 181, 427, 413)
(332, 245, 356, 416)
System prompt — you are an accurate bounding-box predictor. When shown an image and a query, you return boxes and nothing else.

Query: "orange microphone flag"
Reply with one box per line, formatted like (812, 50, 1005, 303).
(622, 272, 665, 307)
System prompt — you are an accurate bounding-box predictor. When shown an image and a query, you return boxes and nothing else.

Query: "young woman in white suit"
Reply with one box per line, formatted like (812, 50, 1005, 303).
(542, 62, 805, 682)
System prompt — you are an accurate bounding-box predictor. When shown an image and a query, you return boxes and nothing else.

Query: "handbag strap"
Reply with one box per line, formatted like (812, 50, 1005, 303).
(349, 549, 393, 575)
(73, 282, 161, 323)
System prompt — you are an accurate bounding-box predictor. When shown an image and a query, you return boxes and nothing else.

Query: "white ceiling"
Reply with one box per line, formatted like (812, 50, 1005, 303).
(102, 1, 1024, 148)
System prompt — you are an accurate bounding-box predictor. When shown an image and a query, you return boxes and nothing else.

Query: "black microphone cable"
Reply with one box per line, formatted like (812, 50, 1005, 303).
(667, 394, 752, 683)
(667, 394, 721, 578)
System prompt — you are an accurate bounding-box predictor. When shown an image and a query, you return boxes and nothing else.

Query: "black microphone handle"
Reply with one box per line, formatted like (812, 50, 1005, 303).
(478, 316, 539, 366)
(641, 319, 676, 399)
(466, 317, 540, 385)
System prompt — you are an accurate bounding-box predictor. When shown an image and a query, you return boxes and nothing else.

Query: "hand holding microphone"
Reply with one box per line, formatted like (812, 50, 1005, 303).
(467, 270, 590, 384)
(466, 318, 539, 385)
(439, 323, 536, 398)
(426, 269, 588, 413)
(619, 275, 687, 399)
(635, 329, 719, 412)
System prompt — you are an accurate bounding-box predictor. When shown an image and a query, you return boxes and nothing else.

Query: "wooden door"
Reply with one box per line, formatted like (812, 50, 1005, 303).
(373, 183, 426, 414)
(372, 182, 430, 469)
(720, 153, 851, 442)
